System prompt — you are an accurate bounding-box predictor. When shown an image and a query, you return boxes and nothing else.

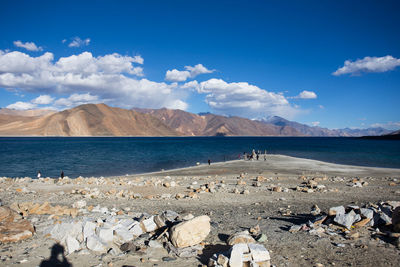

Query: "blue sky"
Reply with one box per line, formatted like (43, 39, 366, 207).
(0, 0, 399, 130)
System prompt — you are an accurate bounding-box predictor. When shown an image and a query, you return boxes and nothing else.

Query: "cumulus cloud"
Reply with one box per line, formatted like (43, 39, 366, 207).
(183, 78, 300, 119)
(333, 55, 400, 76)
(13, 41, 43, 51)
(6, 101, 37, 110)
(68, 37, 91, 48)
(310, 121, 320, 127)
(31, 94, 54, 105)
(165, 64, 214, 82)
(0, 50, 187, 110)
(54, 93, 100, 108)
(165, 69, 191, 82)
(296, 90, 317, 99)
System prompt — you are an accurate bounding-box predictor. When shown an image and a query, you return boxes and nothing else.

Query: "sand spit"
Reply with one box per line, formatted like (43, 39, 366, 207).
(1, 154, 400, 266)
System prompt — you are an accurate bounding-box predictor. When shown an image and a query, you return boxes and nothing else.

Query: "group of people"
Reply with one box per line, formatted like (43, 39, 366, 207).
(243, 149, 268, 161)
(37, 170, 64, 179)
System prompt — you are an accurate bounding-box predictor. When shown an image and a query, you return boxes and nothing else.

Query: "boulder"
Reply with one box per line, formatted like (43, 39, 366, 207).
(229, 243, 249, 267)
(97, 227, 113, 243)
(141, 216, 158, 232)
(360, 208, 374, 219)
(329, 206, 345, 216)
(86, 235, 108, 253)
(0, 208, 34, 243)
(248, 243, 271, 262)
(83, 221, 96, 241)
(334, 210, 359, 229)
(66, 235, 80, 254)
(129, 222, 144, 237)
(169, 215, 210, 248)
(227, 231, 256, 245)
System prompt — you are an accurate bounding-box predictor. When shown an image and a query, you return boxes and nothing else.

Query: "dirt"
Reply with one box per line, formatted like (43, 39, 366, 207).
(1, 154, 400, 267)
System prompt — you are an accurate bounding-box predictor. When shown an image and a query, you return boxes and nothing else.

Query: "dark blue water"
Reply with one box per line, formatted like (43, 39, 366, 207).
(0, 137, 399, 178)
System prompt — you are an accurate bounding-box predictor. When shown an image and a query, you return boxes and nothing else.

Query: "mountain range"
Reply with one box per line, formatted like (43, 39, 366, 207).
(0, 103, 394, 137)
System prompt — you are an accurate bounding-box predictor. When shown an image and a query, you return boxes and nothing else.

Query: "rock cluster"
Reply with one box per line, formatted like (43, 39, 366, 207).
(209, 231, 270, 267)
(10, 202, 79, 217)
(44, 210, 211, 257)
(289, 201, 400, 246)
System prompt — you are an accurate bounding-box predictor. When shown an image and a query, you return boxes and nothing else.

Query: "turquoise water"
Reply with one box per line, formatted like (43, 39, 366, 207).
(0, 137, 399, 178)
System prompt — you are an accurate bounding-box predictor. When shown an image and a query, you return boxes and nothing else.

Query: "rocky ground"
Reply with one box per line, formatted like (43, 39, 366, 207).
(1, 154, 400, 267)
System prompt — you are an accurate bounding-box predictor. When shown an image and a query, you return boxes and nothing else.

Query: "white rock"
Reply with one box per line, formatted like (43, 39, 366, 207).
(86, 235, 108, 253)
(248, 243, 270, 262)
(169, 215, 211, 248)
(83, 221, 97, 241)
(97, 227, 113, 243)
(148, 240, 163, 248)
(114, 227, 133, 244)
(50, 221, 83, 243)
(72, 200, 86, 209)
(141, 216, 158, 232)
(329, 206, 345, 216)
(118, 218, 136, 229)
(66, 235, 80, 254)
(334, 210, 358, 229)
(182, 213, 194, 221)
(129, 222, 144, 237)
(229, 243, 249, 267)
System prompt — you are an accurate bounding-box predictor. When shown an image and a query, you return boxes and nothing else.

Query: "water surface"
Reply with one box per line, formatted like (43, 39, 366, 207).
(0, 137, 399, 178)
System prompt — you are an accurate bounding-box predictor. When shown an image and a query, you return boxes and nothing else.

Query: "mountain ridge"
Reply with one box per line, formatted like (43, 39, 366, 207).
(0, 104, 394, 137)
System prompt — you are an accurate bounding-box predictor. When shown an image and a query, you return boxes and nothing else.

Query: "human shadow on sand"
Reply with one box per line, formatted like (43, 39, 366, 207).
(39, 243, 72, 267)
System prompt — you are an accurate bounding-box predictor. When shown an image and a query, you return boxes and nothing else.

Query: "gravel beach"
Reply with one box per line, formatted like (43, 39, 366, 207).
(1, 154, 400, 267)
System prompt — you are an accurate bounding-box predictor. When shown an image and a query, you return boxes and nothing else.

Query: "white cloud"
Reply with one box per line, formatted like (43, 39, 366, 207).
(165, 69, 191, 82)
(54, 93, 100, 108)
(6, 101, 37, 110)
(370, 122, 400, 130)
(310, 121, 320, 127)
(185, 64, 214, 77)
(318, 105, 324, 109)
(32, 94, 54, 105)
(68, 37, 91, 48)
(165, 64, 214, 82)
(56, 52, 144, 76)
(333, 55, 400, 76)
(133, 55, 144, 64)
(0, 50, 187, 111)
(296, 90, 317, 99)
(13, 41, 43, 52)
(184, 78, 300, 119)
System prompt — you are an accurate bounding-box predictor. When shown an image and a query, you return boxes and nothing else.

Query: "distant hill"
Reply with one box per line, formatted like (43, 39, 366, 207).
(0, 104, 392, 137)
(0, 104, 178, 136)
(133, 108, 303, 136)
(0, 108, 56, 117)
(262, 116, 392, 137)
(360, 129, 400, 140)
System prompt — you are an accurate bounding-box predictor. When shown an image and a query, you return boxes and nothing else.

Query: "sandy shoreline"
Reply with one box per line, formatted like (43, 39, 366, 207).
(141, 154, 400, 177)
(1, 154, 400, 266)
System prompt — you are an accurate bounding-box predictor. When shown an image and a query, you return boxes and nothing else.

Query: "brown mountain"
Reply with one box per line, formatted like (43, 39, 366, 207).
(0, 108, 56, 117)
(0, 104, 178, 136)
(133, 108, 303, 136)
